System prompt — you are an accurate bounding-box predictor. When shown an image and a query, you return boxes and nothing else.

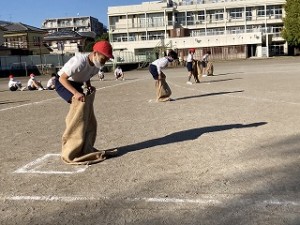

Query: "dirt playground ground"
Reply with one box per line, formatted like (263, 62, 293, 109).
(0, 58, 299, 225)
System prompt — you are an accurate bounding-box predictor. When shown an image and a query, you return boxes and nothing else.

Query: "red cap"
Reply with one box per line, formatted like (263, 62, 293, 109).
(189, 48, 196, 53)
(9, 74, 14, 79)
(93, 41, 114, 59)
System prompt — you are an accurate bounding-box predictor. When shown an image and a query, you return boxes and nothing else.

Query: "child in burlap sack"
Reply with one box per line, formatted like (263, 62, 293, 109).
(148, 50, 178, 102)
(55, 41, 117, 165)
(201, 50, 212, 77)
(186, 48, 200, 85)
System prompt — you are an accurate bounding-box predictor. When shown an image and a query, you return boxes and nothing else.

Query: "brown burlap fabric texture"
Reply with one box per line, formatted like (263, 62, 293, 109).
(192, 60, 201, 83)
(155, 73, 172, 102)
(196, 60, 203, 81)
(61, 91, 116, 165)
(207, 61, 214, 76)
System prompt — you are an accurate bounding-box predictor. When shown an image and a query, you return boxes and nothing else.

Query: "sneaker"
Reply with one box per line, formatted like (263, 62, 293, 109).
(20, 87, 26, 91)
(186, 81, 192, 85)
(38, 87, 43, 91)
(202, 74, 207, 77)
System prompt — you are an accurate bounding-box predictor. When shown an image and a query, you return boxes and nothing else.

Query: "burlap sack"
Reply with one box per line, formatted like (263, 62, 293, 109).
(192, 60, 200, 83)
(196, 61, 204, 81)
(207, 61, 214, 76)
(155, 76, 172, 102)
(61, 91, 117, 165)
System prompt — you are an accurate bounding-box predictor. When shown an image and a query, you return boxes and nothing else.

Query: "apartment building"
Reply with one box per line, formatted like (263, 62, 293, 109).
(41, 16, 106, 54)
(108, 0, 286, 61)
(41, 16, 105, 36)
(0, 21, 50, 55)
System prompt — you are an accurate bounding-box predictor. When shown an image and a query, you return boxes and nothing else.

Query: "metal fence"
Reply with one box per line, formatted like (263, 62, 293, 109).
(0, 54, 72, 77)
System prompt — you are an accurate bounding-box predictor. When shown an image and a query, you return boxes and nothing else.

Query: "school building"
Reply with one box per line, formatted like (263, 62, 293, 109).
(107, 0, 286, 61)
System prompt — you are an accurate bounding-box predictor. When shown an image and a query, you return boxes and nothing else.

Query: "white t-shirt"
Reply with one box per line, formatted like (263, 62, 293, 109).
(8, 79, 21, 88)
(57, 53, 101, 83)
(114, 68, 123, 76)
(47, 77, 55, 88)
(186, 53, 194, 62)
(202, 53, 209, 62)
(27, 77, 35, 87)
(151, 57, 169, 74)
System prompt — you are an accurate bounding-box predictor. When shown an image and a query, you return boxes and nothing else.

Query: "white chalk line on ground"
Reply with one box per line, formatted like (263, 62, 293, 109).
(1, 194, 299, 207)
(0, 78, 147, 113)
(14, 154, 88, 174)
(169, 82, 300, 106)
(0, 97, 59, 112)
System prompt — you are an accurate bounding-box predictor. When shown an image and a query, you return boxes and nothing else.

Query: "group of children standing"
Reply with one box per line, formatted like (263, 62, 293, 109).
(186, 49, 212, 85)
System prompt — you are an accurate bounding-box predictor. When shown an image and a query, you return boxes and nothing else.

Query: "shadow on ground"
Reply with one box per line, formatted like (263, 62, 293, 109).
(213, 72, 245, 76)
(175, 90, 244, 101)
(201, 78, 242, 83)
(118, 122, 266, 156)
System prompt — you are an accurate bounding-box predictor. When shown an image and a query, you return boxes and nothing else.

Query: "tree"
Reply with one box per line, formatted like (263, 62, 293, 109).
(282, 0, 300, 47)
(84, 33, 109, 52)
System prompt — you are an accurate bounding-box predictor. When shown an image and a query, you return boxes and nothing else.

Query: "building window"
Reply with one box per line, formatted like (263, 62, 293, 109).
(187, 12, 195, 25)
(267, 5, 282, 18)
(214, 10, 224, 21)
(246, 7, 252, 21)
(148, 32, 164, 40)
(153, 17, 164, 27)
(229, 8, 243, 19)
(175, 12, 185, 25)
(257, 6, 266, 17)
(197, 11, 205, 22)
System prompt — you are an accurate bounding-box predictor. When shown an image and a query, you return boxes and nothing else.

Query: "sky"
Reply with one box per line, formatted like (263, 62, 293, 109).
(0, 0, 146, 28)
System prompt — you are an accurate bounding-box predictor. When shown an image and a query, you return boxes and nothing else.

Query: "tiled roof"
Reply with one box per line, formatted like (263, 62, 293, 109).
(44, 30, 95, 40)
(45, 30, 82, 39)
(0, 21, 45, 32)
(0, 20, 13, 27)
(0, 25, 7, 31)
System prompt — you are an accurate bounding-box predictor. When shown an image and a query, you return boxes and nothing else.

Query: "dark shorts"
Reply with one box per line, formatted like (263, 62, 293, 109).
(55, 75, 84, 103)
(9, 86, 18, 91)
(186, 62, 193, 72)
(201, 61, 207, 68)
(28, 86, 37, 91)
(149, 64, 159, 80)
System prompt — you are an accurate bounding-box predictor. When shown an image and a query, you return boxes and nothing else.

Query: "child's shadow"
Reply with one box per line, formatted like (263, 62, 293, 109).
(117, 122, 267, 156)
(175, 90, 244, 101)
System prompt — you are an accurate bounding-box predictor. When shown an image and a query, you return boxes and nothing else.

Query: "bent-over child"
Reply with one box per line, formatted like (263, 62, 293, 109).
(55, 40, 118, 164)
(98, 69, 105, 81)
(114, 66, 125, 80)
(148, 50, 178, 102)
